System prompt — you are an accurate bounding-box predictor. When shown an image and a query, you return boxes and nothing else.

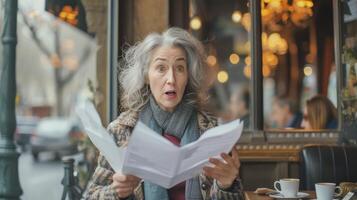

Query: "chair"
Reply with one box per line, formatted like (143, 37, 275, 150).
(299, 145, 357, 190)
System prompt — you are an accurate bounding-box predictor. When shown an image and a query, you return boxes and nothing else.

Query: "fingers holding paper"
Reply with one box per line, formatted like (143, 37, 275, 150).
(111, 173, 141, 198)
(203, 147, 240, 189)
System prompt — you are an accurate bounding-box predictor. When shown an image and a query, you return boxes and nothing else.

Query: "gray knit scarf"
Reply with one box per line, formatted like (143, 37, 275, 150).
(139, 96, 203, 200)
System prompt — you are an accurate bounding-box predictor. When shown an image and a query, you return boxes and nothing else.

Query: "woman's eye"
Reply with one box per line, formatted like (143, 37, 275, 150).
(157, 65, 166, 72)
(176, 65, 185, 72)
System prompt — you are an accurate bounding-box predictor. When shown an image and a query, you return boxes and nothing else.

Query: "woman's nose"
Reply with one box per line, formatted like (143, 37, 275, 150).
(166, 68, 176, 84)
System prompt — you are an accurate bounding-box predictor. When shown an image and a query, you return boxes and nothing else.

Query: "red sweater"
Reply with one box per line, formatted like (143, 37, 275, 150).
(163, 133, 185, 200)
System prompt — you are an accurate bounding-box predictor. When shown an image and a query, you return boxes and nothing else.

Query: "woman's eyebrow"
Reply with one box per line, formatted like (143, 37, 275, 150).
(176, 57, 186, 61)
(153, 57, 167, 62)
(153, 57, 186, 62)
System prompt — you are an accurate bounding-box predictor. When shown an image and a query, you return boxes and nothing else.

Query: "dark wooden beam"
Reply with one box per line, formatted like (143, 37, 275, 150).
(169, 0, 189, 29)
(249, 0, 264, 132)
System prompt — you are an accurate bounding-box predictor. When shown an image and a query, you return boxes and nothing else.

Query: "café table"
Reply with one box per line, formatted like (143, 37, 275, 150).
(244, 191, 316, 200)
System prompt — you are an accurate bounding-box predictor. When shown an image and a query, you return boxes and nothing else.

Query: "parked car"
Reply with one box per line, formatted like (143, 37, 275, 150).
(15, 115, 39, 152)
(31, 117, 80, 161)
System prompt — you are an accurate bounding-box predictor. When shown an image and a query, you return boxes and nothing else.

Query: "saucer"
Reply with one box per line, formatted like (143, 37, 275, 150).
(310, 199, 338, 200)
(269, 192, 310, 199)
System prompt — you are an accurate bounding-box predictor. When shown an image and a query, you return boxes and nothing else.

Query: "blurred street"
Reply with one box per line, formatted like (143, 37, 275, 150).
(19, 152, 63, 200)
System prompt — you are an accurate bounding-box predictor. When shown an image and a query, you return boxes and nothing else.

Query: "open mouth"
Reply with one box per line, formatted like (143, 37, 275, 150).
(165, 90, 177, 97)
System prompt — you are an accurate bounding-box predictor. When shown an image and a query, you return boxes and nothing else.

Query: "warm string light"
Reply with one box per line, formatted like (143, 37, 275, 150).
(245, 56, 251, 65)
(260, 32, 288, 77)
(304, 65, 313, 76)
(263, 51, 278, 67)
(190, 16, 202, 30)
(243, 65, 251, 79)
(241, 13, 251, 31)
(267, 32, 288, 55)
(229, 53, 240, 64)
(232, 10, 242, 23)
(207, 55, 217, 66)
(295, 0, 313, 8)
(217, 70, 229, 83)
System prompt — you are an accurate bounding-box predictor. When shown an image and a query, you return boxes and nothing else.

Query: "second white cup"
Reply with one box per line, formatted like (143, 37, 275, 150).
(315, 183, 341, 200)
(274, 178, 300, 198)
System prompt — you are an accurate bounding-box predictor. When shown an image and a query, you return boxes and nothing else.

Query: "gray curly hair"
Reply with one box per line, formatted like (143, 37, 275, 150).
(119, 27, 208, 111)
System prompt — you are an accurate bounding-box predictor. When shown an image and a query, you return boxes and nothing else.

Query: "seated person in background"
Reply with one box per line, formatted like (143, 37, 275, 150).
(301, 95, 337, 129)
(271, 96, 303, 128)
(228, 86, 250, 129)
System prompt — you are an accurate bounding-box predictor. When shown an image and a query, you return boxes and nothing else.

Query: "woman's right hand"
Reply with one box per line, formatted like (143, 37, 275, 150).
(111, 172, 141, 198)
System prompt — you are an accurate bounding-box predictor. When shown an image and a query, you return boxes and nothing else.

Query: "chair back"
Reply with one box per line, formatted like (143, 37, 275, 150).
(299, 145, 357, 190)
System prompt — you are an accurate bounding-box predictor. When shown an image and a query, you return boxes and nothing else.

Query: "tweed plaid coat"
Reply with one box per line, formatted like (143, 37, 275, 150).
(83, 110, 244, 200)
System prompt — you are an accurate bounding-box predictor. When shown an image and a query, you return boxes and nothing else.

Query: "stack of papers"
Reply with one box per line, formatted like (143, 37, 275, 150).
(76, 101, 243, 188)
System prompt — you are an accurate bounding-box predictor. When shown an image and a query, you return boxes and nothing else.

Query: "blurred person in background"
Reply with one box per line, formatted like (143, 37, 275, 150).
(227, 86, 250, 129)
(301, 95, 337, 129)
(270, 96, 303, 129)
(84, 27, 244, 200)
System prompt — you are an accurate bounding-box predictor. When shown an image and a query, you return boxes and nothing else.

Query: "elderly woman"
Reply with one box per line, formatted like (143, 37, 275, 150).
(84, 27, 244, 200)
(301, 95, 337, 129)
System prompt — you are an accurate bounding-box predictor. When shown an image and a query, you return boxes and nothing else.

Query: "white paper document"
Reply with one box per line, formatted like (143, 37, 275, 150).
(75, 101, 125, 172)
(76, 101, 243, 188)
(122, 120, 244, 188)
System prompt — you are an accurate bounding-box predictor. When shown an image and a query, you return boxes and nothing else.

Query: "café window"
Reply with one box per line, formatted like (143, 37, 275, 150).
(188, 0, 253, 130)
(188, 0, 341, 135)
(260, 0, 338, 130)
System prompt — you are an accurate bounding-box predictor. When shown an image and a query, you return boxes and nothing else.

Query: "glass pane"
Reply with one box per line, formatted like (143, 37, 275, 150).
(189, 0, 252, 130)
(262, 0, 338, 130)
(15, 0, 108, 199)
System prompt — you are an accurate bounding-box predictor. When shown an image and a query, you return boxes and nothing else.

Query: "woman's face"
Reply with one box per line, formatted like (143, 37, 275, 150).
(301, 107, 311, 129)
(148, 46, 188, 112)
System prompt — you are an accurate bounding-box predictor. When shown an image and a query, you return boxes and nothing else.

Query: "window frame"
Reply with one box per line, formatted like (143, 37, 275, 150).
(247, 0, 343, 140)
(111, 0, 344, 139)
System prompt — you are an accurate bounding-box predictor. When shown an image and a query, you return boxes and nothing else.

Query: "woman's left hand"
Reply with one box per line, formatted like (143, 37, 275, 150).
(203, 147, 240, 189)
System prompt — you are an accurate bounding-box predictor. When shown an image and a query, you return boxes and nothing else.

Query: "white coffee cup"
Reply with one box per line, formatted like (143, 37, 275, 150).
(315, 183, 341, 200)
(274, 178, 300, 197)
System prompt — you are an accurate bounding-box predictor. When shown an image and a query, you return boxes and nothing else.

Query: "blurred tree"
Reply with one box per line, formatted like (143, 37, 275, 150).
(19, 2, 93, 116)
